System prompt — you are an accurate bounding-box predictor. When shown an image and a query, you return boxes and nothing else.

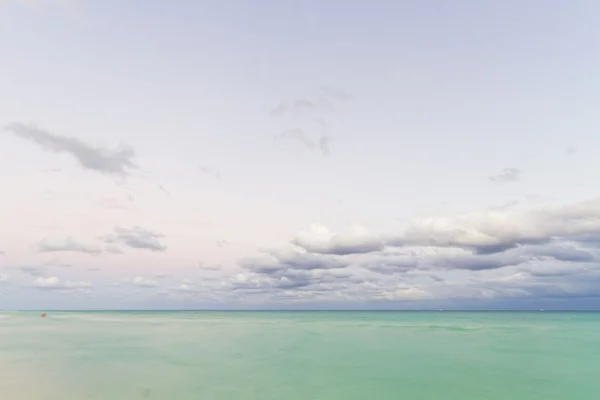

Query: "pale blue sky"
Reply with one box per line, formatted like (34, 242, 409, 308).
(2, 0, 600, 309)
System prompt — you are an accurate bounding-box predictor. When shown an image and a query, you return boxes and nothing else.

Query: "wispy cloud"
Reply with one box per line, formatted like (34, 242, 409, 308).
(7, 265, 45, 276)
(277, 129, 315, 151)
(199, 165, 221, 181)
(37, 237, 102, 255)
(270, 87, 351, 156)
(5, 123, 137, 177)
(489, 168, 522, 183)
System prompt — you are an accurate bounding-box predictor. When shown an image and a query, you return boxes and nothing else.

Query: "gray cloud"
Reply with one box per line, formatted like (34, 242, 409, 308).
(318, 136, 330, 156)
(6, 265, 45, 276)
(103, 226, 167, 252)
(199, 165, 221, 180)
(276, 128, 315, 150)
(270, 87, 350, 156)
(5, 123, 137, 176)
(489, 168, 522, 183)
(270, 99, 320, 118)
(37, 237, 102, 255)
(240, 248, 347, 274)
(223, 198, 600, 305)
(158, 185, 170, 196)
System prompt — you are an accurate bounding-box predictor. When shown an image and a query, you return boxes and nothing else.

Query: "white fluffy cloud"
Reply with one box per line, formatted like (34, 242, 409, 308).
(132, 276, 159, 287)
(400, 198, 600, 253)
(223, 197, 600, 306)
(292, 224, 384, 255)
(32, 277, 93, 289)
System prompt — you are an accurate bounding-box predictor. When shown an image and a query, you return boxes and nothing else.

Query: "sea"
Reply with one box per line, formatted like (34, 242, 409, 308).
(0, 311, 598, 399)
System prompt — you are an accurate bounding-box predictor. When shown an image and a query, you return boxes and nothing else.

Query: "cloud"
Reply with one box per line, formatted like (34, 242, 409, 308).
(5, 123, 137, 177)
(318, 86, 353, 101)
(199, 165, 221, 181)
(270, 99, 321, 118)
(270, 87, 350, 156)
(277, 129, 315, 150)
(0, 274, 8, 283)
(240, 247, 348, 274)
(37, 237, 102, 255)
(292, 224, 384, 255)
(103, 226, 167, 252)
(7, 265, 45, 276)
(318, 136, 330, 156)
(32, 276, 92, 289)
(42, 259, 71, 268)
(132, 276, 159, 287)
(216, 197, 600, 306)
(177, 284, 194, 292)
(489, 168, 522, 183)
(398, 198, 600, 254)
(198, 262, 222, 271)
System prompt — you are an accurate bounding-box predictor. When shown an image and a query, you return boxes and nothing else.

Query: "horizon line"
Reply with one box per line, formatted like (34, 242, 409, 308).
(3, 309, 600, 312)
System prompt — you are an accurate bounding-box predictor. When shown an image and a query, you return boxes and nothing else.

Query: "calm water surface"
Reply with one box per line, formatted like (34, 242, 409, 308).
(1, 311, 599, 399)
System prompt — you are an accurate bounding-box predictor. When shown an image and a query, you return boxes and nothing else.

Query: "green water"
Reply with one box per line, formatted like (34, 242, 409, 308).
(0, 311, 598, 399)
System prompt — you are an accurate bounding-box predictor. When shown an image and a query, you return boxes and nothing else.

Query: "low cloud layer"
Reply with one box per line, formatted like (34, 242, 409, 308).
(210, 197, 600, 306)
(5, 123, 137, 176)
(6, 198, 600, 308)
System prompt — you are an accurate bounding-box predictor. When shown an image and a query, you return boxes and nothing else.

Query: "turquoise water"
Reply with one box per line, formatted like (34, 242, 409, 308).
(1, 311, 599, 399)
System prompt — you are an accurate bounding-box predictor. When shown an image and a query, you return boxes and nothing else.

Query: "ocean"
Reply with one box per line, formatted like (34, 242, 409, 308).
(0, 311, 598, 399)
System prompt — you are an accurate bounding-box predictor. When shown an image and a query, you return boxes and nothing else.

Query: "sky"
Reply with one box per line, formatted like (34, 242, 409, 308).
(1, 0, 600, 310)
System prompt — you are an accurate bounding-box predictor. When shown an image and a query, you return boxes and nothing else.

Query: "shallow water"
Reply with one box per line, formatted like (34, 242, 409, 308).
(1, 311, 599, 399)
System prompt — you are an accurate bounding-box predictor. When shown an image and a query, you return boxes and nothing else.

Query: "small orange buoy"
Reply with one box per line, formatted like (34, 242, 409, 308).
(40, 313, 47, 318)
